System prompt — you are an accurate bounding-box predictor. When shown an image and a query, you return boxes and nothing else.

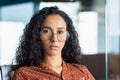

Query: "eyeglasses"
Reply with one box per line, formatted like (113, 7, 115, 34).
(40, 28, 69, 41)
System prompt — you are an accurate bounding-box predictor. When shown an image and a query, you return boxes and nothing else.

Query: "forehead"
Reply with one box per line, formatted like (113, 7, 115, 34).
(42, 15, 66, 29)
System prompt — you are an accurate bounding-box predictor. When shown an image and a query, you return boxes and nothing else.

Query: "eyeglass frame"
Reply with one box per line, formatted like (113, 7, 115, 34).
(39, 27, 70, 41)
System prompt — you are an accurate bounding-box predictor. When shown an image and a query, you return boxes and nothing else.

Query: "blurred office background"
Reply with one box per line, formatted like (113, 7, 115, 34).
(0, 0, 119, 80)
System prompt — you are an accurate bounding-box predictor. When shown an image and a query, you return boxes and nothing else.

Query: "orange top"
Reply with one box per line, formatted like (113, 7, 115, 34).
(13, 61, 95, 80)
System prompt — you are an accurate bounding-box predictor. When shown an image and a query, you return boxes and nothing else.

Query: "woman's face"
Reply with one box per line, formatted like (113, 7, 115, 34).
(40, 15, 67, 56)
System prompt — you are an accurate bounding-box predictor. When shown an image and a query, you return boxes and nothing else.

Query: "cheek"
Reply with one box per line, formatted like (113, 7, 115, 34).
(60, 41, 66, 49)
(41, 41, 49, 49)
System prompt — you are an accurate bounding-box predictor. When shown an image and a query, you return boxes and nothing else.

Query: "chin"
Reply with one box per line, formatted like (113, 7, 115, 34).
(48, 51, 61, 56)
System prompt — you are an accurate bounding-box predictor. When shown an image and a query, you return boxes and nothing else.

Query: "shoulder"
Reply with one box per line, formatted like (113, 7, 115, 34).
(66, 63, 95, 80)
(14, 66, 31, 73)
(14, 66, 38, 74)
(13, 66, 37, 80)
(13, 66, 36, 76)
(67, 63, 88, 72)
(72, 63, 88, 71)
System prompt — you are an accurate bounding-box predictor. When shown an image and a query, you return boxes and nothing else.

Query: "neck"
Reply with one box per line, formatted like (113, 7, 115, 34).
(41, 54, 63, 74)
(41, 54, 62, 67)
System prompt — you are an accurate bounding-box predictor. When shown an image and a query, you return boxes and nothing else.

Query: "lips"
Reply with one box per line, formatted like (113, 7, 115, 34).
(49, 45, 58, 50)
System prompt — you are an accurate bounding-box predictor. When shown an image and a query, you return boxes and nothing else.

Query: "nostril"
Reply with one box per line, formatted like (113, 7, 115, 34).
(50, 34, 58, 41)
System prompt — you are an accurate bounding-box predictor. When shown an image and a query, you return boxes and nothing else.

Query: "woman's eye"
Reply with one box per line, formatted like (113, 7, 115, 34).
(58, 30, 64, 34)
(42, 29, 51, 34)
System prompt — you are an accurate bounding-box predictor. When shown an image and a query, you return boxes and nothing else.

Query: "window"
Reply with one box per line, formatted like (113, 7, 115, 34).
(0, 21, 24, 65)
(0, 2, 34, 65)
(78, 12, 98, 54)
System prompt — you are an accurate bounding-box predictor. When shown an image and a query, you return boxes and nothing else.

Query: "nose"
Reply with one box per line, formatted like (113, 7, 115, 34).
(50, 33, 58, 42)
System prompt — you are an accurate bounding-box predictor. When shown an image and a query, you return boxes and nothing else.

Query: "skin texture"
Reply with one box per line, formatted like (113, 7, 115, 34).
(41, 15, 67, 56)
(40, 15, 67, 74)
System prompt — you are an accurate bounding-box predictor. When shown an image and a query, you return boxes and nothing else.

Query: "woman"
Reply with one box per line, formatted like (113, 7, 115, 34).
(12, 6, 95, 80)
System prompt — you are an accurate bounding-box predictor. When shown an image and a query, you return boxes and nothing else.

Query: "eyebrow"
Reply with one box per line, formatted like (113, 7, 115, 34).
(41, 26, 50, 29)
(57, 27, 66, 30)
(42, 26, 66, 30)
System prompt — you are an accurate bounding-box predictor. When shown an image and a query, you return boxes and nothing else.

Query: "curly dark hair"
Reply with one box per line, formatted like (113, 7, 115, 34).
(13, 6, 82, 70)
